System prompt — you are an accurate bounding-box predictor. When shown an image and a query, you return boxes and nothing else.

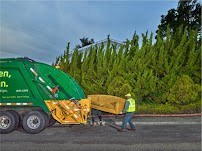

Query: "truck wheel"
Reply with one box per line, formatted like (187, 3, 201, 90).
(7, 110, 20, 130)
(0, 111, 16, 134)
(22, 110, 48, 134)
(33, 109, 49, 128)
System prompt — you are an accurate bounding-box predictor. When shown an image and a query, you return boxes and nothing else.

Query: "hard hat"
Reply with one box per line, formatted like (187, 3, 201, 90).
(55, 65, 60, 69)
(125, 93, 131, 97)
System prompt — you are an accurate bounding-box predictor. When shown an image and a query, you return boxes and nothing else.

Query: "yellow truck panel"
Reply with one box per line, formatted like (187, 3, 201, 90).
(45, 98, 91, 125)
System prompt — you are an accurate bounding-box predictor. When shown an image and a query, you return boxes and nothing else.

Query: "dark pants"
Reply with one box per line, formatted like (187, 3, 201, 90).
(121, 112, 135, 129)
(91, 109, 102, 123)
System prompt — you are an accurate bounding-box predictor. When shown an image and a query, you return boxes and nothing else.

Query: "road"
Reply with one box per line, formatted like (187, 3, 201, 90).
(0, 116, 201, 151)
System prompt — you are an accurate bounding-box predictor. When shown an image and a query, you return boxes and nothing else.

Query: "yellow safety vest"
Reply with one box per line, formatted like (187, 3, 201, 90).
(126, 98, 135, 112)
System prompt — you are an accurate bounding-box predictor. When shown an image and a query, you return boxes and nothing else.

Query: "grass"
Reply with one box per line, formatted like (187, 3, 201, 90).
(136, 102, 201, 114)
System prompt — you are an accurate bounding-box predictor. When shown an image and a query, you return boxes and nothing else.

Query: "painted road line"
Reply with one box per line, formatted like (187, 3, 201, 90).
(115, 121, 201, 125)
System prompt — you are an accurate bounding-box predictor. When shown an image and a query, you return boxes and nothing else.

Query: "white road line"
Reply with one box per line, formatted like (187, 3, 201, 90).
(115, 121, 201, 125)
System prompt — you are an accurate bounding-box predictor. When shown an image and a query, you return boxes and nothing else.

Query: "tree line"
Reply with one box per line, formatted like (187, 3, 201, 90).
(53, 0, 201, 113)
(53, 26, 201, 113)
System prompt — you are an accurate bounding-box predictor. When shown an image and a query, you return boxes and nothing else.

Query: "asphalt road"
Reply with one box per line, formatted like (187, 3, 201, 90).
(0, 116, 201, 151)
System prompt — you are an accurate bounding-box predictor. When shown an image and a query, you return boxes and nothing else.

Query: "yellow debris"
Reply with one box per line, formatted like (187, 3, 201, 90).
(88, 95, 125, 114)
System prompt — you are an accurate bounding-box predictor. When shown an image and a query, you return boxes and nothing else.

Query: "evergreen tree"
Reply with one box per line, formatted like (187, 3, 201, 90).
(157, 0, 201, 38)
(63, 42, 70, 73)
(167, 74, 200, 105)
(107, 76, 132, 98)
(74, 37, 94, 50)
(81, 50, 89, 93)
(53, 27, 201, 113)
(69, 49, 81, 83)
(81, 48, 97, 94)
(94, 44, 107, 94)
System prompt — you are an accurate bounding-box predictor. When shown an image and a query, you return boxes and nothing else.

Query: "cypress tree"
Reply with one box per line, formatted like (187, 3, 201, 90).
(80, 47, 97, 94)
(94, 44, 107, 94)
(63, 42, 70, 73)
(167, 74, 200, 105)
(69, 49, 81, 83)
(53, 28, 200, 113)
(81, 50, 90, 94)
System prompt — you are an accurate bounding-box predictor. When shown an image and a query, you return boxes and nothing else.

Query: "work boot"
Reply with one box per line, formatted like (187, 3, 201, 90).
(91, 122, 95, 126)
(127, 128, 136, 131)
(99, 121, 103, 126)
(118, 128, 126, 132)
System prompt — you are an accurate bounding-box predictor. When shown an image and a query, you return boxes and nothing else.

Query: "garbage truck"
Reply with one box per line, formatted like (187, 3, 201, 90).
(0, 57, 91, 134)
(0, 57, 126, 134)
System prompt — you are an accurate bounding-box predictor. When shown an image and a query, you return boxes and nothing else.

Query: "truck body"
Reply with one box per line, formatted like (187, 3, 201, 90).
(0, 57, 91, 134)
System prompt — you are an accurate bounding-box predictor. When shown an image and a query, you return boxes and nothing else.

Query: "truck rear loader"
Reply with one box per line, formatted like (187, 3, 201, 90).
(0, 57, 91, 134)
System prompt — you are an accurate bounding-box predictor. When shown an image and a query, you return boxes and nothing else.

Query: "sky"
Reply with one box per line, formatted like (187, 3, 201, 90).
(0, 0, 179, 64)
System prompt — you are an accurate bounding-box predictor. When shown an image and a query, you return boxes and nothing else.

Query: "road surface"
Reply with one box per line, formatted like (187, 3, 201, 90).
(0, 116, 201, 151)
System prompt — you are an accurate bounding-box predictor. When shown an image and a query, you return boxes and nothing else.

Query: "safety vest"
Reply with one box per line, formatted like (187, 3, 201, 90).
(126, 98, 135, 112)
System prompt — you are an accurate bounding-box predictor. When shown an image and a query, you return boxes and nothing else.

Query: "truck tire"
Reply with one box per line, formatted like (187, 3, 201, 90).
(0, 111, 17, 134)
(7, 110, 20, 130)
(22, 110, 48, 134)
(34, 109, 49, 128)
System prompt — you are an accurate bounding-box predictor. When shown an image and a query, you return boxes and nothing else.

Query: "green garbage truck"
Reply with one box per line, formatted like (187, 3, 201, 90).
(0, 57, 91, 134)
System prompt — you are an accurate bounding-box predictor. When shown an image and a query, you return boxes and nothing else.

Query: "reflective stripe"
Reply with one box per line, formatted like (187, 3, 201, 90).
(46, 86, 53, 92)
(74, 114, 78, 118)
(30, 68, 38, 76)
(126, 98, 135, 112)
(61, 102, 70, 109)
(30, 68, 53, 93)
(0, 102, 33, 106)
(39, 77, 45, 83)
(74, 109, 81, 111)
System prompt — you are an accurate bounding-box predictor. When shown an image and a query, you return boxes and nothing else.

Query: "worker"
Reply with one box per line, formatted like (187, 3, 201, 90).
(118, 93, 136, 132)
(91, 109, 103, 126)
